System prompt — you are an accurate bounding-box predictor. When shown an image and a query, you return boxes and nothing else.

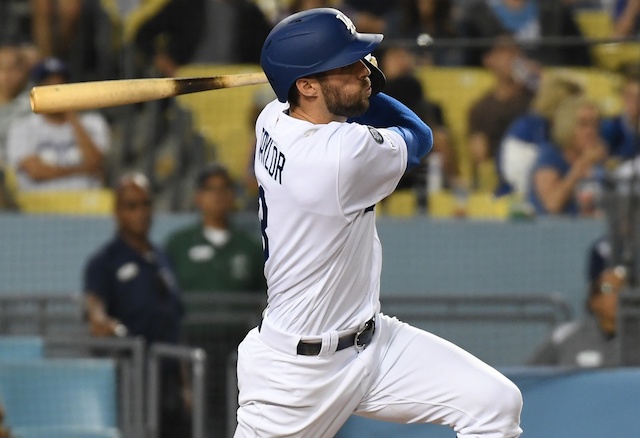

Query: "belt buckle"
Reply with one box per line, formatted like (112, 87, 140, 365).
(354, 319, 373, 352)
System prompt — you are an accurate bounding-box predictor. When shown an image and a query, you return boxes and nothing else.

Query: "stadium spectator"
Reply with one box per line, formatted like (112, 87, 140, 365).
(0, 401, 11, 438)
(378, 45, 463, 210)
(601, 66, 640, 160)
(284, 0, 335, 17)
(0, 45, 31, 208)
(466, 36, 536, 191)
(0, 0, 31, 47)
(30, 0, 83, 59)
(0, 45, 30, 162)
(527, 95, 609, 216)
(6, 57, 110, 193)
(496, 70, 584, 197)
(560, 0, 613, 10)
(339, 0, 399, 34)
(394, 0, 465, 66)
(83, 172, 190, 438)
(528, 237, 626, 367)
(612, 0, 640, 38)
(184, 0, 272, 66)
(164, 162, 265, 437)
(165, 162, 266, 295)
(125, 0, 207, 77)
(458, 0, 592, 66)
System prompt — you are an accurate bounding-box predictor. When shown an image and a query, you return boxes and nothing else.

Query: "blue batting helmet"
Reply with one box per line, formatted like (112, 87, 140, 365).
(260, 8, 383, 102)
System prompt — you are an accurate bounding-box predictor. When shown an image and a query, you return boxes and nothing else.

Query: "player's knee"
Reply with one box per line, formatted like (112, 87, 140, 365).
(498, 378, 523, 419)
(480, 376, 523, 436)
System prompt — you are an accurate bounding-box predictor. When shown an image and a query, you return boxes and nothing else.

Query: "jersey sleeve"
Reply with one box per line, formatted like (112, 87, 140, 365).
(349, 93, 432, 172)
(336, 123, 407, 216)
(83, 250, 111, 301)
(533, 143, 564, 172)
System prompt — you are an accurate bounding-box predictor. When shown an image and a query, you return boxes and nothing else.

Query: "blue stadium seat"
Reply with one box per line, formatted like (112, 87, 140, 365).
(0, 336, 44, 361)
(10, 425, 121, 438)
(0, 359, 118, 431)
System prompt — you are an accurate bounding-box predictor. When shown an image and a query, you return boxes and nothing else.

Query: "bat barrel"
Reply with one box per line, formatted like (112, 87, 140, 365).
(30, 72, 269, 114)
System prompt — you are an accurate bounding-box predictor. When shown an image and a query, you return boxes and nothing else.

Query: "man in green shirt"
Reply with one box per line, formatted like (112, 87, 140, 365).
(165, 163, 266, 295)
(164, 162, 265, 437)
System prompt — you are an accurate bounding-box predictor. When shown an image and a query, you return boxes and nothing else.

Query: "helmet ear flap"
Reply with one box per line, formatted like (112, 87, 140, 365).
(362, 56, 386, 96)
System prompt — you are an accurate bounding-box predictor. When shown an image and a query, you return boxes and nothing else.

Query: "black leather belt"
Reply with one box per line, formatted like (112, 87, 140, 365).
(296, 317, 376, 356)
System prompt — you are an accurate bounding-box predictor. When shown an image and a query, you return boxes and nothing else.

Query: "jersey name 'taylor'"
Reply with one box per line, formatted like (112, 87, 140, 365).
(258, 128, 286, 184)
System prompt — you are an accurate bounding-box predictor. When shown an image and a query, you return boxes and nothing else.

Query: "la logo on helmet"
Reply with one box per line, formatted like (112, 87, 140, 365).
(336, 12, 356, 34)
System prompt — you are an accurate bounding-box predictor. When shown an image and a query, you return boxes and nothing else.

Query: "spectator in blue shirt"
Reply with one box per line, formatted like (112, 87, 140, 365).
(83, 171, 189, 438)
(496, 71, 584, 197)
(612, 0, 640, 38)
(459, 0, 591, 66)
(527, 95, 608, 216)
(601, 70, 640, 161)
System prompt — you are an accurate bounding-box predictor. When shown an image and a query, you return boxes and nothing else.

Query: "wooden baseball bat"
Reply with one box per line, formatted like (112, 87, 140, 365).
(30, 72, 269, 114)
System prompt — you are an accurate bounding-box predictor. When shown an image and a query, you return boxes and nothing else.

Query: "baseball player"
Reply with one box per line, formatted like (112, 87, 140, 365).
(235, 8, 523, 438)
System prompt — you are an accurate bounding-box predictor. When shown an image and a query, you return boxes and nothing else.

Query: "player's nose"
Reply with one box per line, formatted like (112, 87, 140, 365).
(358, 59, 371, 77)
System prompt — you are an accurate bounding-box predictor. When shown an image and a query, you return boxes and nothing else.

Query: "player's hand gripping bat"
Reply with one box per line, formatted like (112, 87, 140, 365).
(30, 72, 269, 114)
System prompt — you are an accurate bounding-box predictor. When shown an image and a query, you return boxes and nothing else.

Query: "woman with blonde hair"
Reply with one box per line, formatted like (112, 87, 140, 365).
(497, 70, 583, 196)
(527, 95, 608, 215)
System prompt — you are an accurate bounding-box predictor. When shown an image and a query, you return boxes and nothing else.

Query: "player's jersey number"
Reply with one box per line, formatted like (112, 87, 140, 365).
(258, 185, 269, 261)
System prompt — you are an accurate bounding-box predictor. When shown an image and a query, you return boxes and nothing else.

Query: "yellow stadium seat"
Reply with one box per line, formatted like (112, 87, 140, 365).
(466, 192, 511, 219)
(175, 64, 266, 181)
(575, 10, 640, 71)
(3, 167, 114, 214)
(16, 189, 114, 215)
(545, 67, 622, 116)
(427, 190, 460, 218)
(378, 190, 417, 217)
(416, 67, 496, 185)
(428, 190, 511, 220)
(575, 10, 612, 39)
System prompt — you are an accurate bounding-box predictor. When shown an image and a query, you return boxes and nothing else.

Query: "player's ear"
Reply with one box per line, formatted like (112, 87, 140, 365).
(295, 77, 320, 99)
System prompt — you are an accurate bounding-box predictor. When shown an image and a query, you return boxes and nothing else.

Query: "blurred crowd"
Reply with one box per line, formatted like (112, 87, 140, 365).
(2, 3, 640, 434)
(1, 0, 640, 218)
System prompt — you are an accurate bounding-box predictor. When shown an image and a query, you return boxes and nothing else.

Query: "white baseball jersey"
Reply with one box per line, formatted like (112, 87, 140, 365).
(238, 97, 523, 438)
(7, 112, 110, 191)
(254, 99, 407, 336)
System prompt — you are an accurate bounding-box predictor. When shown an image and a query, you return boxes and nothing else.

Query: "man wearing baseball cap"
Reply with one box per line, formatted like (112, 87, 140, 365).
(6, 57, 110, 193)
(529, 237, 626, 367)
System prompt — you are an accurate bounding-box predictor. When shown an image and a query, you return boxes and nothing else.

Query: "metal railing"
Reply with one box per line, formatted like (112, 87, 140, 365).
(1, 292, 573, 437)
(0, 293, 84, 335)
(619, 289, 640, 366)
(146, 343, 207, 438)
(44, 335, 147, 438)
(380, 293, 573, 323)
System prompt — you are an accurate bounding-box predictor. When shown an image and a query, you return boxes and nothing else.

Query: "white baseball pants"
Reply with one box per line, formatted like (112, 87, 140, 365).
(234, 313, 523, 437)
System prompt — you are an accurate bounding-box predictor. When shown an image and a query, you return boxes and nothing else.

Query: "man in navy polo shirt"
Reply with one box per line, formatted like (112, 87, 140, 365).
(83, 171, 189, 438)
